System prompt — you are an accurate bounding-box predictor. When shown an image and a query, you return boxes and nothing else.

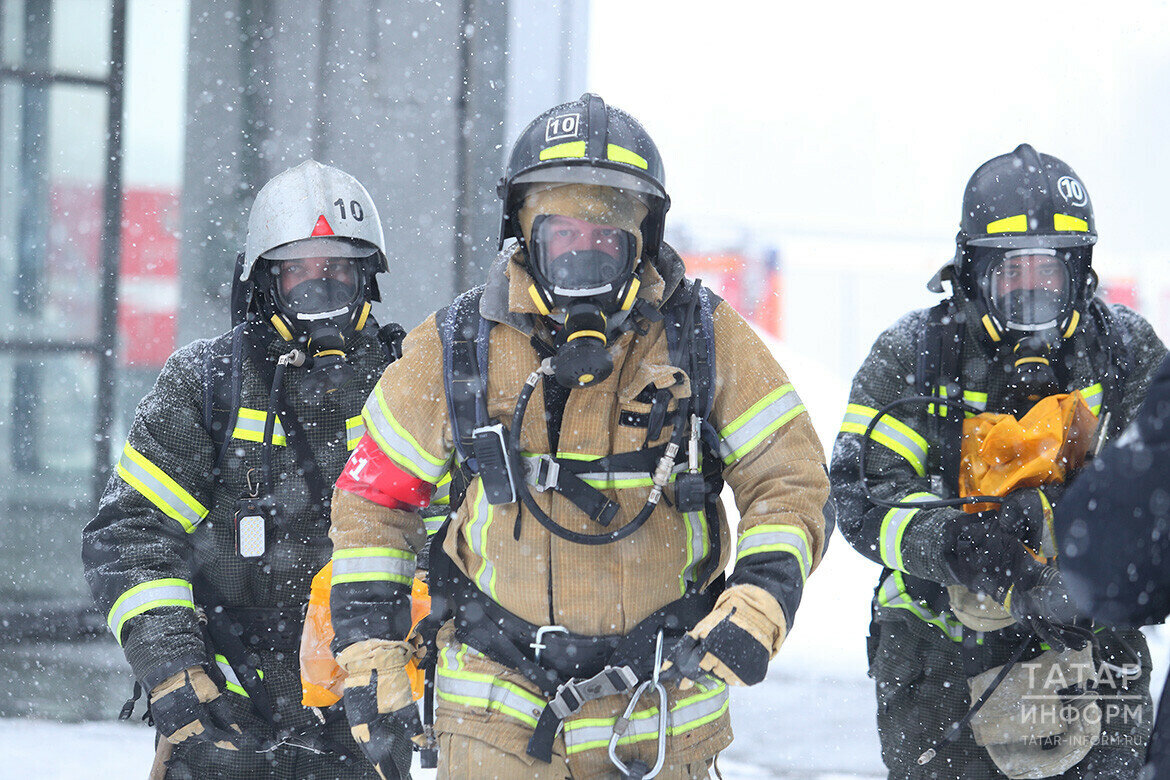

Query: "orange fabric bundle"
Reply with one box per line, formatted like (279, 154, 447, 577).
(300, 561, 430, 707)
(959, 392, 1098, 513)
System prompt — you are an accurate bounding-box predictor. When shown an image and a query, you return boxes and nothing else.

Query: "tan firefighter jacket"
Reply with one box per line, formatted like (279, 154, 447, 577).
(329, 245, 830, 769)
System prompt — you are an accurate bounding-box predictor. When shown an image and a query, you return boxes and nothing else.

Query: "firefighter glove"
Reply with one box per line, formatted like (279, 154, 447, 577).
(337, 639, 421, 780)
(1006, 562, 1089, 652)
(661, 584, 783, 688)
(996, 487, 1055, 555)
(148, 666, 247, 750)
(944, 513, 1023, 599)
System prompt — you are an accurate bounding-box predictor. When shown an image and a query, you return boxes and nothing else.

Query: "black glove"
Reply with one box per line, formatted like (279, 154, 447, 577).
(995, 487, 1055, 554)
(1007, 562, 1089, 652)
(148, 666, 252, 751)
(944, 513, 1023, 599)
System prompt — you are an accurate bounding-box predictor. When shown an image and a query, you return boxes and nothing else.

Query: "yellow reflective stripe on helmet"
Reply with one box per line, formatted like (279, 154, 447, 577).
(1076, 382, 1103, 416)
(232, 408, 287, 446)
(116, 443, 209, 533)
(736, 524, 812, 581)
(606, 143, 648, 170)
(718, 384, 806, 464)
(539, 141, 587, 161)
(986, 213, 1028, 234)
(840, 404, 929, 477)
(214, 653, 263, 698)
(345, 415, 366, 450)
(1054, 213, 1089, 232)
(876, 571, 964, 642)
(563, 677, 728, 754)
(436, 645, 544, 726)
(331, 547, 415, 586)
(465, 485, 498, 598)
(878, 492, 938, 572)
(107, 578, 195, 644)
(362, 384, 450, 483)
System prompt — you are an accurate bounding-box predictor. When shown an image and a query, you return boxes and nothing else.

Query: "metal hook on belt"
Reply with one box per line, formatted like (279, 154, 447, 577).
(607, 630, 668, 780)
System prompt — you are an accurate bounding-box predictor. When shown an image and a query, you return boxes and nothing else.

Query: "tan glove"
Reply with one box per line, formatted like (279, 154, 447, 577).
(336, 639, 421, 779)
(148, 666, 244, 750)
(661, 584, 786, 688)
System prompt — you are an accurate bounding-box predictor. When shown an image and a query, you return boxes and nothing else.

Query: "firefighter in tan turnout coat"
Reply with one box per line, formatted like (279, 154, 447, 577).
(328, 94, 832, 778)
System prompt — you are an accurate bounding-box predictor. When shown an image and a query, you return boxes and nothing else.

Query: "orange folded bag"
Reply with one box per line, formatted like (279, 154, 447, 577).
(959, 391, 1098, 514)
(300, 561, 430, 707)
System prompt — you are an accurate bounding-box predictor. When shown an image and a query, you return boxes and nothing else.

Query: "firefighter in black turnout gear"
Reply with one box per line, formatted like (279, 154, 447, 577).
(831, 145, 1166, 779)
(83, 161, 413, 779)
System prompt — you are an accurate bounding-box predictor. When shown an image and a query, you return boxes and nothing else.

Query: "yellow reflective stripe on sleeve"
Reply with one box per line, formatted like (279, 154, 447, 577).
(1076, 382, 1103, 416)
(986, 214, 1028, 234)
(431, 471, 452, 506)
(231, 408, 286, 446)
(345, 415, 366, 451)
(436, 645, 545, 726)
(607, 143, 648, 169)
(840, 404, 928, 477)
(214, 653, 263, 698)
(876, 571, 964, 642)
(539, 141, 586, 161)
(465, 485, 498, 598)
(424, 514, 447, 536)
(718, 384, 806, 464)
(115, 443, 209, 533)
(736, 523, 812, 580)
(107, 578, 194, 644)
(878, 492, 939, 571)
(563, 677, 728, 755)
(331, 547, 415, 586)
(1054, 214, 1089, 232)
(362, 384, 450, 483)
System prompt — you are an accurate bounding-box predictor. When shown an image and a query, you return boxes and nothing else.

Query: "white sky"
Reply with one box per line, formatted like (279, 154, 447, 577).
(587, 0, 1170, 256)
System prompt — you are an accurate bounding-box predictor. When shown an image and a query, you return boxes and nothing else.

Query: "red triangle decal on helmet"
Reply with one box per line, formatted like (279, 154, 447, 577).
(311, 215, 335, 236)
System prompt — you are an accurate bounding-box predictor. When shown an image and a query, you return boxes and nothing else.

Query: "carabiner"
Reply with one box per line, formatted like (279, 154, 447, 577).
(607, 631, 668, 779)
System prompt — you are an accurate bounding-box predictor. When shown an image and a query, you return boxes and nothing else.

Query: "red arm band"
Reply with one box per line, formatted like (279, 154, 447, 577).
(335, 434, 434, 509)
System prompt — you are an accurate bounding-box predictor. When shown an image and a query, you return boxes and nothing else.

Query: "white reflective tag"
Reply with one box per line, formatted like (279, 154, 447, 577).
(238, 514, 266, 558)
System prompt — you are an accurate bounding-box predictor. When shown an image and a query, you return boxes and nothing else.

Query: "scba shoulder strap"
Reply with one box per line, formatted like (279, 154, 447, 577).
(436, 279, 722, 516)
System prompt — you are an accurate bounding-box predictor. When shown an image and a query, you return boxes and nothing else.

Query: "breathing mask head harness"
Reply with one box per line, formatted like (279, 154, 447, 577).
(239, 160, 389, 398)
(926, 143, 1098, 411)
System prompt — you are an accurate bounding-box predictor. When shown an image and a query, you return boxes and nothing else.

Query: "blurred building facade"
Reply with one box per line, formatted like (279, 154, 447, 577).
(0, 0, 588, 719)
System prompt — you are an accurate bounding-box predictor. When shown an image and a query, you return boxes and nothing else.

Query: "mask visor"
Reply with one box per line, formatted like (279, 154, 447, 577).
(986, 248, 1071, 331)
(531, 214, 636, 297)
(272, 256, 361, 316)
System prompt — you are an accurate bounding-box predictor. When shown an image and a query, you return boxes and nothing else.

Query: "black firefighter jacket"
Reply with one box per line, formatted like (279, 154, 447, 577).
(82, 321, 391, 737)
(1056, 352, 1170, 775)
(830, 299, 1165, 645)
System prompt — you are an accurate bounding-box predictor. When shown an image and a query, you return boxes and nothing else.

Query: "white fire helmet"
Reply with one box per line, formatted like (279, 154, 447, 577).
(242, 160, 387, 281)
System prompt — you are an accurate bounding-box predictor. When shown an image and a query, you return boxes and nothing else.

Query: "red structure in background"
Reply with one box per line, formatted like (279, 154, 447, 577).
(1099, 278, 1138, 310)
(681, 250, 784, 340)
(49, 183, 180, 368)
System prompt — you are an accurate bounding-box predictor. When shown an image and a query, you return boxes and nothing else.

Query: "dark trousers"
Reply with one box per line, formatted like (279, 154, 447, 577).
(870, 616, 1153, 780)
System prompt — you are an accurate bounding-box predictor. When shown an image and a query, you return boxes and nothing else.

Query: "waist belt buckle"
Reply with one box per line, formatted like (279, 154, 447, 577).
(531, 624, 568, 664)
(547, 665, 639, 721)
(526, 455, 561, 493)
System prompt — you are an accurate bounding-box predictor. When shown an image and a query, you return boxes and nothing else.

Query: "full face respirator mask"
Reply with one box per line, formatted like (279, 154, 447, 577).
(970, 246, 1092, 411)
(527, 213, 641, 388)
(259, 237, 379, 397)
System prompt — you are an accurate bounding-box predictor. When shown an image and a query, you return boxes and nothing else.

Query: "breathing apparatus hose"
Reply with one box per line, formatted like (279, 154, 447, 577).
(260, 349, 306, 497)
(858, 394, 1006, 511)
(507, 360, 688, 546)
